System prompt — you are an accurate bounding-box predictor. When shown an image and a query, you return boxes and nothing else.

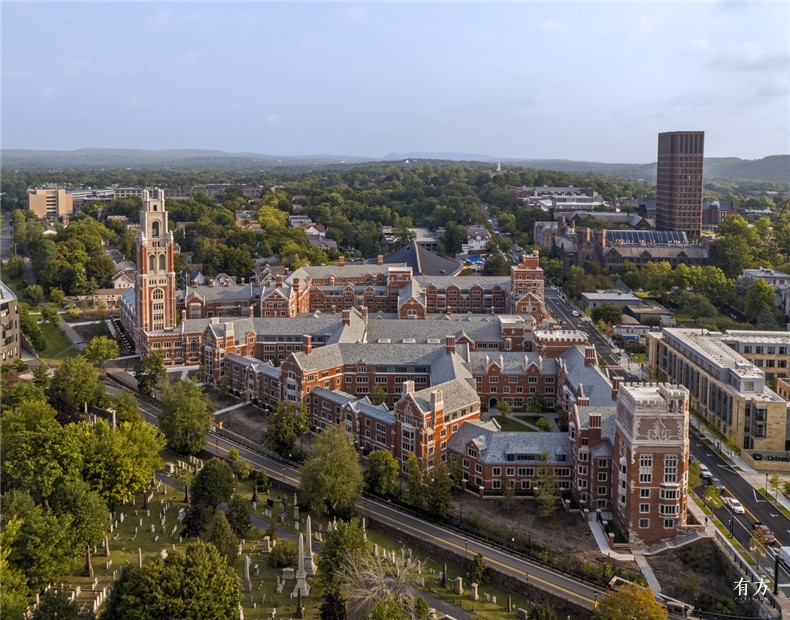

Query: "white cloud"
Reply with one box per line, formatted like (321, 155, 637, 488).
(541, 20, 567, 34)
(267, 115, 279, 125)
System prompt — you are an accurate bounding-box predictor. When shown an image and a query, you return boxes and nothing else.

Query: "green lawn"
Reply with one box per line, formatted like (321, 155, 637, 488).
(494, 416, 535, 432)
(39, 321, 74, 360)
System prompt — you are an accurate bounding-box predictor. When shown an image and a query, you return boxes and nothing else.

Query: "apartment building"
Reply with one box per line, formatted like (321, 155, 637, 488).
(0, 281, 20, 362)
(656, 131, 705, 237)
(646, 328, 788, 452)
(28, 188, 74, 220)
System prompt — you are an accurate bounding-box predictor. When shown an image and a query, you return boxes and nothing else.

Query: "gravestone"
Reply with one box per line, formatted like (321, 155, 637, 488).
(454, 576, 464, 595)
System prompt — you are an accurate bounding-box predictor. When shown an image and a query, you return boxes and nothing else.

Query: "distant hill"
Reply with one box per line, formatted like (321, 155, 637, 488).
(2, 148, 787, 183)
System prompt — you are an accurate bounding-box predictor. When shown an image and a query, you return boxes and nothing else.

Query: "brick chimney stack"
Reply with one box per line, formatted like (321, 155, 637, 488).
(302, 334, 312, 355)
(339, 256, 345, 267)
(584, 345, 597, 366)
(377, 255, 384, 265)
(403, 380, 414, 395)
(612, 376, 622, 400)
(445, 335, 455, 354)
(276, 275, 283, 288)
(342, 309, 351, 326)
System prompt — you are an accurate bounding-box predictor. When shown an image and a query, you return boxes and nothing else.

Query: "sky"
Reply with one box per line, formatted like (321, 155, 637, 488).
(2, 1, 788, 162)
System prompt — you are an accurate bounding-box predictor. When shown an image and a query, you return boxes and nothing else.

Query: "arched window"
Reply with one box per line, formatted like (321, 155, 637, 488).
(152, 289, 164, 300)
(149, 255, 156, 272)
(151, 221, 160, 238)
(159, 254, 166, 271)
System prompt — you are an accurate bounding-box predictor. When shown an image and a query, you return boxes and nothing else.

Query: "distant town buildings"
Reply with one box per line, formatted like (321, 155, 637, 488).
(27, 188, 73, 220)
(656, 131, 705, 237)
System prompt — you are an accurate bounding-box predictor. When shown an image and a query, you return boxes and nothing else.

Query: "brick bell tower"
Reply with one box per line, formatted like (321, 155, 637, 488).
(135, 189, 177, 339)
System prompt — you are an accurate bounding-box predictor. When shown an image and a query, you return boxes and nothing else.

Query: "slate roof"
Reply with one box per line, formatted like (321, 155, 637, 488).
(376, 244, 463, 277)
(366, 317, 502, 345)
(558, 346, 617, 407)
(448, 421, 571, 465)
(414, 275, 510, 291)
(467, 351, 557, 377)
(289, 263, 398, 282)
(185, 281, 261, 303)
(574, 405, 617, 443)
(407, 377, 479, 415)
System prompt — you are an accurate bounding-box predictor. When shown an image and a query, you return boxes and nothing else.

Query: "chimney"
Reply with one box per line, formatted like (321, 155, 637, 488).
(361, 306, 368, 320)
(342, 309, 351, 326)
(223, 279, 229, 286)
(181, 309, 187, 321)
(431, 389, 444, 413)
(302, 334, 312, 355)
(293, 277, 301, 292)
(403, 380, 414, 395)
(484, 354, 490, 372)
(241, 277, 245, 285)
(249, 306, 254, 318)
(576, 384, 590, 407)
(209, 279, 215, 287)
(612, 376, 622, 400)
(276, 275, 283, 288)
(589, 411, 602, 443)
(284, 267, 290, 275)
(339, 256, 345, 267)
(445, 335, 455, 354)
(377, 255, 384, 265)
(584, 345, 596, 366)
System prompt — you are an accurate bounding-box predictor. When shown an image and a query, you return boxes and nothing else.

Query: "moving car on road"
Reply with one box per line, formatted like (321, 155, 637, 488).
(723, 497, 745, 514)
(753, 521, 776, 545)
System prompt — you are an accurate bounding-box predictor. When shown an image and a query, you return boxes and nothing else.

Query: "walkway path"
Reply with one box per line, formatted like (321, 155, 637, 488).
(214, 402, 249, 417)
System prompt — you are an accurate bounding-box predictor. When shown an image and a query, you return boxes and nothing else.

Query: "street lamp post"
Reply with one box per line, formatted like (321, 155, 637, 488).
(728, 518, 734, 538)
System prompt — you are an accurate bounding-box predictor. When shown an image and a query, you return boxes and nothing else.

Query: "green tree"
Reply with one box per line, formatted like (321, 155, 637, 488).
(208, 510, 238, 565)
(81, 419, 164, 510)
(19, 304, 46, 353)
(590, 303, 623, 325)
(113, 390, 142, 424)
(528, 604, 560, 620)
(425, 463, 453, 519)
(268, 539, 298, 568)
(159, 380, 213, 455)
(365, 449, 400, 498)
(191, 458, 235, 510)
(32, 362, 51, 389)
(263, 401, 308, 456)
(49, 287, 65, 306)
(2, 489, 74, 591)
(370, 384, 387, 406)
(404, 453, 424, 510)
(317, 519, 367, 588)
(1, 399, 58, 444)
(101, 542, 243, 620)
(83, 335, 119, 370)
(703, 483, 723, 509)
(133, 351, 166, 398)
(51, 478, 110, 568)
(535, 453, 560, 518)
(2, 425, 84, 507)
(181, 502, 212, 539)
(688, 462, 702, 490)
(26, 284, 44, 305)
(745, 278, 776, 322)
(41, 304, 59, 326)
(481, 254, 510, 276)
(301, 424, 364, 517)
(1, 517, 31, 619)
(226, 494, 251, 539)
(502, 475, 516, 513)
(319, 587, 348, 620)
(469, 553, 488, 585)
(49, 355, 101, 413)
(592, 583, 667, 619)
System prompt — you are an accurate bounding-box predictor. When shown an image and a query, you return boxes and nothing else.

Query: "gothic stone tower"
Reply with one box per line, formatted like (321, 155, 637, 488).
(135, 189, 177, 348)
(613, 383, 690, 547)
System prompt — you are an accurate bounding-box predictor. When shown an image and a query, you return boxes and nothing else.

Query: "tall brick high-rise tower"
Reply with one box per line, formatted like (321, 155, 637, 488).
(656, 131, 704, 237)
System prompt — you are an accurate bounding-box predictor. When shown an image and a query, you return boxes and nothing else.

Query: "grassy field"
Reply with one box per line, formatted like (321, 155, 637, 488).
(57, 463, 547, 620)
(39, 321, 74, 361)
(493, 416, 535, 432)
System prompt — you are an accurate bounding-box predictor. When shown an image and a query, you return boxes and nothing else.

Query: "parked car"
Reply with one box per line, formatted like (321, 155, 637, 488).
(753, 453, 763, 461)
(710, 477, 725, 491)
(689, 455, 698, 464)
(723, 497, 745, 514)
(572, 310, 580, 317)
(753, 521, 776, 545)
(699, 464, 712, 479)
